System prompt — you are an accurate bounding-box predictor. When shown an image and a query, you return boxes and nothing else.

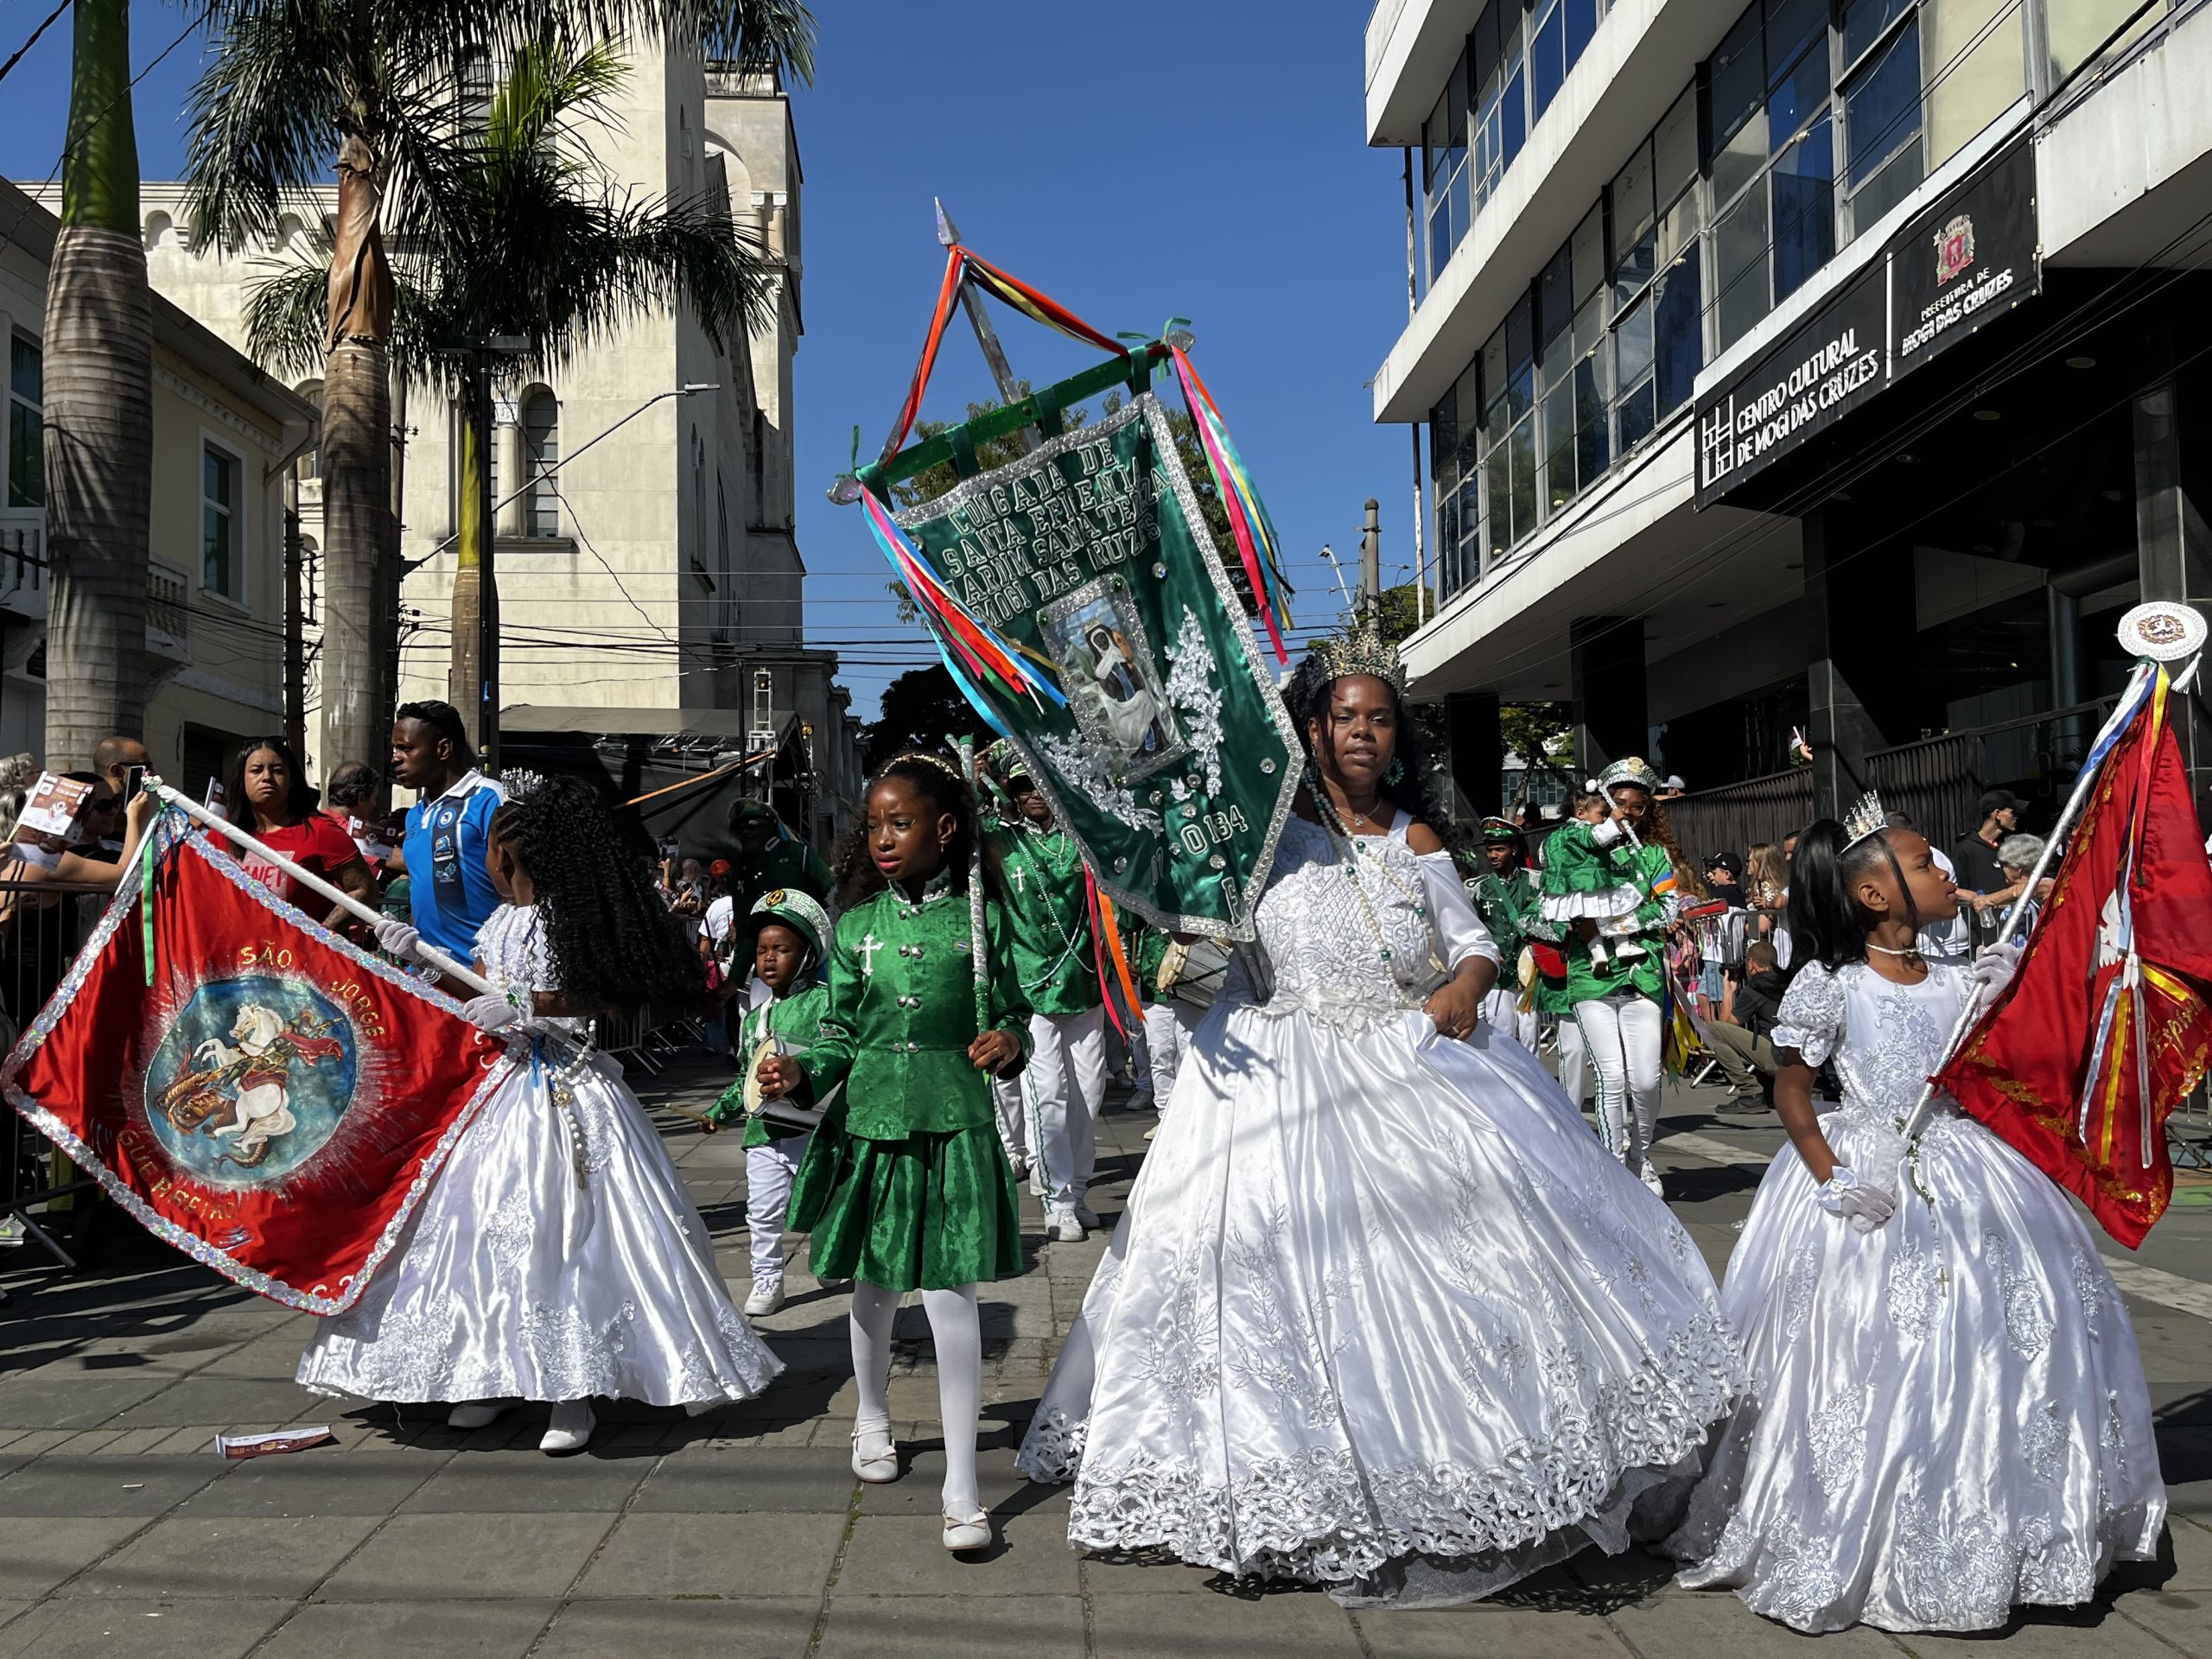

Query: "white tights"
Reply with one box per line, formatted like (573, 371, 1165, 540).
(849, 1281, 983, 1517)
(1573, 995, 1663, 1174)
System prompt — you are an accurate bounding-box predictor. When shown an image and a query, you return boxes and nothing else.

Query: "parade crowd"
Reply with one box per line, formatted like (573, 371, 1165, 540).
(8, 647, 2172, 1637)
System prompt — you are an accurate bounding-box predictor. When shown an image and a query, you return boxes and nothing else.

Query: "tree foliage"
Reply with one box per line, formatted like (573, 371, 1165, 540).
(860, 665, 982, 769)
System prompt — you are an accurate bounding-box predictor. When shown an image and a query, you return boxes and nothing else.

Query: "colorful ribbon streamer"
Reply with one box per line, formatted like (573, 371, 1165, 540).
(1167, 346, 1294, 664)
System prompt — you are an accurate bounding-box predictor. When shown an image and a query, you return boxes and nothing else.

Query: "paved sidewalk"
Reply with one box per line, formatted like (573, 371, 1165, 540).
(2, 1052, 2207, 1658)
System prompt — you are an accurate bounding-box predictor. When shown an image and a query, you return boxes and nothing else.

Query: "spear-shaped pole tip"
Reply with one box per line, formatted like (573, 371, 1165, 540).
(934, 198, 959, 248)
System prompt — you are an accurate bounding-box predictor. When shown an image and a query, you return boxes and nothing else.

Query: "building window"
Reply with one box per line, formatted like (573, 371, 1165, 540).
(202, 442, 239, 599)
(7, 332, 41, 509)
(1422, 60, 1468, 286)
(1470, 0, 1527, 218)
(521, 389, 558, 537)
(457, 46, 493, 132)
(294, 378, 322, 480)
(1842, 1, 1923, 232)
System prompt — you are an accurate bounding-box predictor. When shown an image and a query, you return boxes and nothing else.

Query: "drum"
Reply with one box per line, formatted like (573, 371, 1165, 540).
(1157, 937, 1233, 1009)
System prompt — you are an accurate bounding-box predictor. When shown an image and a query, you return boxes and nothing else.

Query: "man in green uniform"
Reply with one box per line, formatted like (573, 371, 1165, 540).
(989, 747, 1106, 1244)
(726, 800, 833, 915)
(1465, 817, 1541, 1050)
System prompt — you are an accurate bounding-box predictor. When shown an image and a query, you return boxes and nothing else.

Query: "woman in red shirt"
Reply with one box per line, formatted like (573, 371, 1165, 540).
(228, 736, 378, 931)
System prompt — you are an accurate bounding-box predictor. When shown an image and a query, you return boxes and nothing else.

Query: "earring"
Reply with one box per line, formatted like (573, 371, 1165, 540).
(1384, 757, 1406, 785)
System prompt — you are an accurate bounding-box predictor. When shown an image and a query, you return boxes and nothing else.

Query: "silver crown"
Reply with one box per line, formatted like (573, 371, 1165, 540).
(1309, 622, 1408, 693)
(1841, 791, 1888, 850)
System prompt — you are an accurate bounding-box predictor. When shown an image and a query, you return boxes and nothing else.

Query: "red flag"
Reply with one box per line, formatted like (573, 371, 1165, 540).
(1936, 671, 2212, 1247)
(2, 827, 513, 1311)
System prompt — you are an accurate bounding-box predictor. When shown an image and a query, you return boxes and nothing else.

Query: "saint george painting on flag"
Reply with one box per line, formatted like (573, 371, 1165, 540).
(3, 820, 510, 1312)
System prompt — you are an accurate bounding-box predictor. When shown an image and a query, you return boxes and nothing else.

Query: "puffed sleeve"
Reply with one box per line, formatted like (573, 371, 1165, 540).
(983, 899, 1034, 1059)
(1771, 962, 1846, 1066)
(798, 917, 860, 1098)
(1418, 851, 1503, 971)
(1537, 821, 1643, 922)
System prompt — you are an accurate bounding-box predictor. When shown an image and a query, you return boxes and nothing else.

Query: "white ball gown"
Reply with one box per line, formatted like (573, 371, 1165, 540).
(1014, 813, 1742, 1605)
(1666, 959, 2165, 1632)
(298, 905, 783, 1408)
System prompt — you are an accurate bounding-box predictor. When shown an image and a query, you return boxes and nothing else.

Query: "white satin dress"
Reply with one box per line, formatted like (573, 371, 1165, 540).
(297, 905, 783, 1408)
(1015, 813, 1742, 1605)
(1667, 960, 2165, 1632)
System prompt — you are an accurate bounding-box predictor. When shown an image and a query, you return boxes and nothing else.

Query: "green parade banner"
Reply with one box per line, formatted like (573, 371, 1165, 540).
(865, 390, 1300, 942)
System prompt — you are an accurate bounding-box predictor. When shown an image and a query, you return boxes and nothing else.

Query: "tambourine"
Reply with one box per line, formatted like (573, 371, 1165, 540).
(742, 1034, 782, 1118)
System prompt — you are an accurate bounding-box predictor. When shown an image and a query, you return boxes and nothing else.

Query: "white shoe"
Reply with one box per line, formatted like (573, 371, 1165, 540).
(1142, 1125, 1157, 1141)
(851, 1426, 899, 1484)
(540, 1400, 595, 1455)
(1639, 1164, 1666, 1200)
(943, 1508, 993, 1552)
(1046, 1205, 1085, 1243)
(1073, 1203, 1099, 1231)
(744, 1278, 787, 1317)
(447, 1400, 507, 1430)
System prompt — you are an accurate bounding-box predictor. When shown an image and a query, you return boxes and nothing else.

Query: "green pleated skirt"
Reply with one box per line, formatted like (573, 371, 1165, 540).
(787, 1122, 1024, 1292)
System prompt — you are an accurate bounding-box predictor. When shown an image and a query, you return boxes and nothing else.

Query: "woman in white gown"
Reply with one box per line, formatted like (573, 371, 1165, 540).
(1015, 631, 1742, 1605)
(299, 777, 781, 1452)
(1665, 810, 2164, 1631)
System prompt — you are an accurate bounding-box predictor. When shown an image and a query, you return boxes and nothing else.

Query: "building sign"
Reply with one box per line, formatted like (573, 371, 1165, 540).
(1694, 135, 2038, 507)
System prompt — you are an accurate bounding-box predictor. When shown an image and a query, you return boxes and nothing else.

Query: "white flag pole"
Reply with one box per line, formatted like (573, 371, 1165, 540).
(147, 777, 492, 995)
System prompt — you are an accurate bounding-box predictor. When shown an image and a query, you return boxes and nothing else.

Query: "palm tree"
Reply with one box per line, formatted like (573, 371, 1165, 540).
(41, 0, 153, 768)
(181, 0, 812, 777)
(238, 39, 770, 747)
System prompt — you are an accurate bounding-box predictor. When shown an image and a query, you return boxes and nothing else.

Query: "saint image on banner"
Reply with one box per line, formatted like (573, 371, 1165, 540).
(148, 980, 355, 1179)
(1038, 582, 1183, 781)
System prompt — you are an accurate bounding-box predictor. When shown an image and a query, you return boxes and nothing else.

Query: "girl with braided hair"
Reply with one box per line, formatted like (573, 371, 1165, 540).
(301, 774, 781, 1454)
(1018, 628, 1738, 1605)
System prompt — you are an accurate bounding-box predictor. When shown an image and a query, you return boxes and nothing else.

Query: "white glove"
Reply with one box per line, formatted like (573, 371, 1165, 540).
(372, 918, 422, 960)
(1816, 1164, 1897, 1231)
(1967, 940, 2023, 1017)
(459, 993, 522, 1033)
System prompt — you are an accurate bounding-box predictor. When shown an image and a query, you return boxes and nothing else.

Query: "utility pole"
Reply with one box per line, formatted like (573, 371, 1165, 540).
(1358, 498, 1382, 631)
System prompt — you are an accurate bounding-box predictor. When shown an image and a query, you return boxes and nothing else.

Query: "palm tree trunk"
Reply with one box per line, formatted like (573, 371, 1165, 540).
(41, 0, 150, 770)
(448, 390, 490, 744)
(316, 134, 396, 779)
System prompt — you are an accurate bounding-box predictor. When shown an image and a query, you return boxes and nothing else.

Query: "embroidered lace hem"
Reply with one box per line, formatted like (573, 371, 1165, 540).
(1020, 1314, 1741, 1585)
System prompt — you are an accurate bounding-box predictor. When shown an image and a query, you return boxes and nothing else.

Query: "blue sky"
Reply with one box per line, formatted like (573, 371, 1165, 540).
(0, 0, 1414, 721)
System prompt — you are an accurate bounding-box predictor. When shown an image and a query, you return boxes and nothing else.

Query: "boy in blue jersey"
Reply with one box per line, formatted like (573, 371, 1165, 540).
(386, 702, 505, 968)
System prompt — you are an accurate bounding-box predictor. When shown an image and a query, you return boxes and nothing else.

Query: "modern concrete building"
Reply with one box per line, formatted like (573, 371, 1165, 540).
(73, 51, 864, 849)
(0, 178, 317, 788)
(1369, 0, 2212, 843)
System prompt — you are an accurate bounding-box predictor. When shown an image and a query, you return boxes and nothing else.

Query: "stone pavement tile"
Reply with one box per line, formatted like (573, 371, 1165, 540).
(856, 1447, 1068, 1518)
(0, 1517, 146, 1599)
(398, 1452, 651, 1513)
(0, 1595, 292, 1658)
(2153, 1385, 2212, 1426)
(2162, 1427, 2212, 1513)
(835, 1516, 1080, 1598)
(179, 1448, 449, 1516)
(629, 1446, 855, 1512)
(1611, 1588, 1902, 1654)
(1078, 1552, 1231, 1595)
(2169, 1516, 2212, 1586)
(1353, 1605, 1637, 1656)
(0, 1454, 225, 1516)
(58, 1515, 379, 1599)
(317, 1511, 616, 1599)
(49, 1431, 128, 1455)
(93, 1429, 183, 1457)
(252, 1599, 559, 1659)
(535, 1597, 820, 1658)
(104, 1376, 331, 1428)
(817, 1594, 1083, 1657)
(0, 1373, 187, 1430)
(1890, 1610, 2176, 1655)
(2117, 1591, 2212, 1657)
(1090, 1587, 1364, 1657)
(572, 1510, 845, 1599)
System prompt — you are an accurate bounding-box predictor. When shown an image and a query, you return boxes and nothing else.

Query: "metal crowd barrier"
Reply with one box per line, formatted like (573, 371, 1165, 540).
(2, 879, 117, 1268)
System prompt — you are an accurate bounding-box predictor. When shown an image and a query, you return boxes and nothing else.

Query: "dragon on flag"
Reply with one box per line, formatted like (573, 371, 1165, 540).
(1932, 606, 2212, 1247)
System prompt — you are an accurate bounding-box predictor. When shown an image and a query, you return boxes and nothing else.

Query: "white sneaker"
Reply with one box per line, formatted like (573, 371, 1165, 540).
(540, 1400, 595, 1455)
(447, 1400, 508, 1430)
(851, 1425, 899, 1484)
(942, 1508, 993, 1552)
(1639, 1164, 1666, 1200)
(744, 1278, 786, 1317)
(1073, 1203, 1099, 1231)
(1046, 1205, 1085, 1243)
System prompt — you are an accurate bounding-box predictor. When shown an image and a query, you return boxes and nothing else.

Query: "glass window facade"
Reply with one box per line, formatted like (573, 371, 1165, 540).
(7, 332, 41, 510)
(1420, 0, 2040, 605)
(202, 444, 238, 599)
(522, 389, 559, 537)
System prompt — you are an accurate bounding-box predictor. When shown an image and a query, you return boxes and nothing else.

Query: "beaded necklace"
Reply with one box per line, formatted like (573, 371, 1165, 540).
(1307, 778, 1446, 977)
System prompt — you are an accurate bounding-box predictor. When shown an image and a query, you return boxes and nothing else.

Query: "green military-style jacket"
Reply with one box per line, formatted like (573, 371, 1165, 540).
(995, 823, 1100, 1017)
(1540, 822, 1676, 1003)
(1465, 867, 1541, 964)
(799, 881, 1032, 1139)
(707, 982, 833, 1145)
(1122, 919, 1171, 1007)
(731, 835, 833, 916)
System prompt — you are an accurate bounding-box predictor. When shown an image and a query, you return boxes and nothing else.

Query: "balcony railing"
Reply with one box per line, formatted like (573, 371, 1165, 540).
(147, 558, 190, 660)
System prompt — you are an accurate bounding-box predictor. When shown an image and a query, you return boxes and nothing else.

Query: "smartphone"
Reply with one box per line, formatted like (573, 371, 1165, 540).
(123, 765, 146, 804)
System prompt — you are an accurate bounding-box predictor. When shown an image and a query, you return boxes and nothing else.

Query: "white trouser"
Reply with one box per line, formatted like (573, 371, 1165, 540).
(1552, 1013, 1587, 1105)
(993, 1075, 1028, 1171)
(745, 1135, 809, 1285)
(1027, 1003, 1108, 1209)
(1141, 1000, 1204, 1116)
(1479, 986, 1538, 1050)
(1573, 995, 1664, 1173)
